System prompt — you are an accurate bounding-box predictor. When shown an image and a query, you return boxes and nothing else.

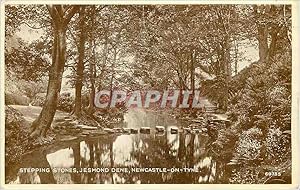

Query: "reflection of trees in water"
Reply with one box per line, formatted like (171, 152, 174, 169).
(14, 112, 230, 184)
(70, 136, 117, 184)
(116, 132, 218, 184)
(17, 150, 56, 184)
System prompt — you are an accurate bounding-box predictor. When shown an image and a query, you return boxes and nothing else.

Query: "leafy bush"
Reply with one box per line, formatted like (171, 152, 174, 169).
(57, 92, 74, 113)
(228, 52, 291, 184)
(228, 52, 291, 133)
(234, 128, 263, 161)
(265, 127, 290, 164)
(5, 93, 30, 105)
(32, 92, 74, 113)
(31, 93, 46, 106)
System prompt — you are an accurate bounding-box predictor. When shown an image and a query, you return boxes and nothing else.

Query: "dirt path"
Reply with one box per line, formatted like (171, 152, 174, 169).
(11, 105, 70, 124)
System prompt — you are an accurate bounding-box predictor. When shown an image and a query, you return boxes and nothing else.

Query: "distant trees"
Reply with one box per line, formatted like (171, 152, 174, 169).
(253, 5, 291, 62)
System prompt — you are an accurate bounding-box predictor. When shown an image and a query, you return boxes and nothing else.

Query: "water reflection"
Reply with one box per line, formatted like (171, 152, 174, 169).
(9, 109, 223, 184)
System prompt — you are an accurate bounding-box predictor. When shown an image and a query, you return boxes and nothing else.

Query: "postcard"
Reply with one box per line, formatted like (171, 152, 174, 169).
(1, 1, 299, 189)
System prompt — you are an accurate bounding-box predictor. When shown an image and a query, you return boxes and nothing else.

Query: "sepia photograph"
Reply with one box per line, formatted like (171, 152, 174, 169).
(0, 0, 299, 189)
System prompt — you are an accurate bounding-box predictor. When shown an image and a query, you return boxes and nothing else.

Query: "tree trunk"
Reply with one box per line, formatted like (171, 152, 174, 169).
(257, 24, 269, 62)
(74, 7, 86, 117)
(97, 34, 108, 91)
(190, 50, 196, 113)
(268, 28, 279, 60)
(190, 50, 195, 94)
(254, 5, 269, 62)
(30, 25, 67, 138)
(72, 143, 81, 183)
(30, 5, 78, 139)
(222, 35, 231, 111)
(88, 6, 96, 114)
(88, 39, 96, 113)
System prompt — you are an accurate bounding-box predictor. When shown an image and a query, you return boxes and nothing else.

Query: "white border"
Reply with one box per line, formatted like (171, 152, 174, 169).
(0, 0, 299, 189)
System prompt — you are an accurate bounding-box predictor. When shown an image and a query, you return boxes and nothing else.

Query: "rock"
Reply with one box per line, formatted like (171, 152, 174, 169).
(170, 126, 179, 134)
(114, 128, 123, 133)
(54, 118, 66, 122)
(155, 126, 165, 132)
(104, 128, 114, 134)
(183, 127, 192, 133)
(155, 132, 165, 136)
(130, 128, 138, 134)
(140, 127, 150, 134)
(202, 127, 208, 132)
(190, 119, 203, 123)
(123, 128, 131, 134)
(82, 131, 90, 135)
(193, 129, 201, 133)
(69, 121, 78, 125)
(90, 131, 106, 136)
(59, 129, 68, 135)
(60, 136, 78, 142)
(77, 124, 97, 130)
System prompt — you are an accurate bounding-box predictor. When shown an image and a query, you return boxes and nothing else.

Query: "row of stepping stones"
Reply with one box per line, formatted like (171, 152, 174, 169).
(52, 116, 81, 135)
(101, 126, 209, 135)
(52, 116, 229, 138)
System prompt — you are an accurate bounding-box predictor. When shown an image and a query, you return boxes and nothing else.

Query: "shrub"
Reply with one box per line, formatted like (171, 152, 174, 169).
(5, 93, 30, 105)
(265, 127, 290, 164)
(57, 92, 74, 113)
(5, 106, 29, 166)
(32, 92, 74, 113)
(234, 128, 263, 161)
(31, 93, 46, 106)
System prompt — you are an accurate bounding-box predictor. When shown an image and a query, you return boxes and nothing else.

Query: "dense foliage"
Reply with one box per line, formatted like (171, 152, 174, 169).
(226, 51, 291, 183)
(5, 106, 30, 167)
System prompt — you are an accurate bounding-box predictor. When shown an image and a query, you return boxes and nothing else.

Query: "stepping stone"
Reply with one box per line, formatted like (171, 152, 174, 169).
(123, 128, 131, 133)
(155, 126, 165, 132)
(130, 128, 139, 134)
(201, 128, 208, 132)
(114, 128, 123, 133)
(183, 127, 192, 133)
(104, 128, 114, 134)
(77, 124, 97, 130)
(90, 131, 106, 136)
(55, 118, 66, 122)
(60, 136, 78, 142)
(82, 131, 90, 135)
(140, 127, 150, 134)
(155, 132, 165, 136)
(191, 119, 203, 123)
(69, 121, 78, 125)
(193, 129, 201, 133)
(170, 126, 179, 134)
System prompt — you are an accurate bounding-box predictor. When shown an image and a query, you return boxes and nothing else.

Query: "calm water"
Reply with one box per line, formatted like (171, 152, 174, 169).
(8, 109, 229, 184)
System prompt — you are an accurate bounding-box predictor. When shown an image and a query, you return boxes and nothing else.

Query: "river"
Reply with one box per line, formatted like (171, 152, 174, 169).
(7, 109, 230, 184)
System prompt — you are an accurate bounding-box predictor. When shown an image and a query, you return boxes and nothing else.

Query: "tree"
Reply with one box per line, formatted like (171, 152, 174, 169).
(30, 5, 79, 139)
(74, 6, 87, 117)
